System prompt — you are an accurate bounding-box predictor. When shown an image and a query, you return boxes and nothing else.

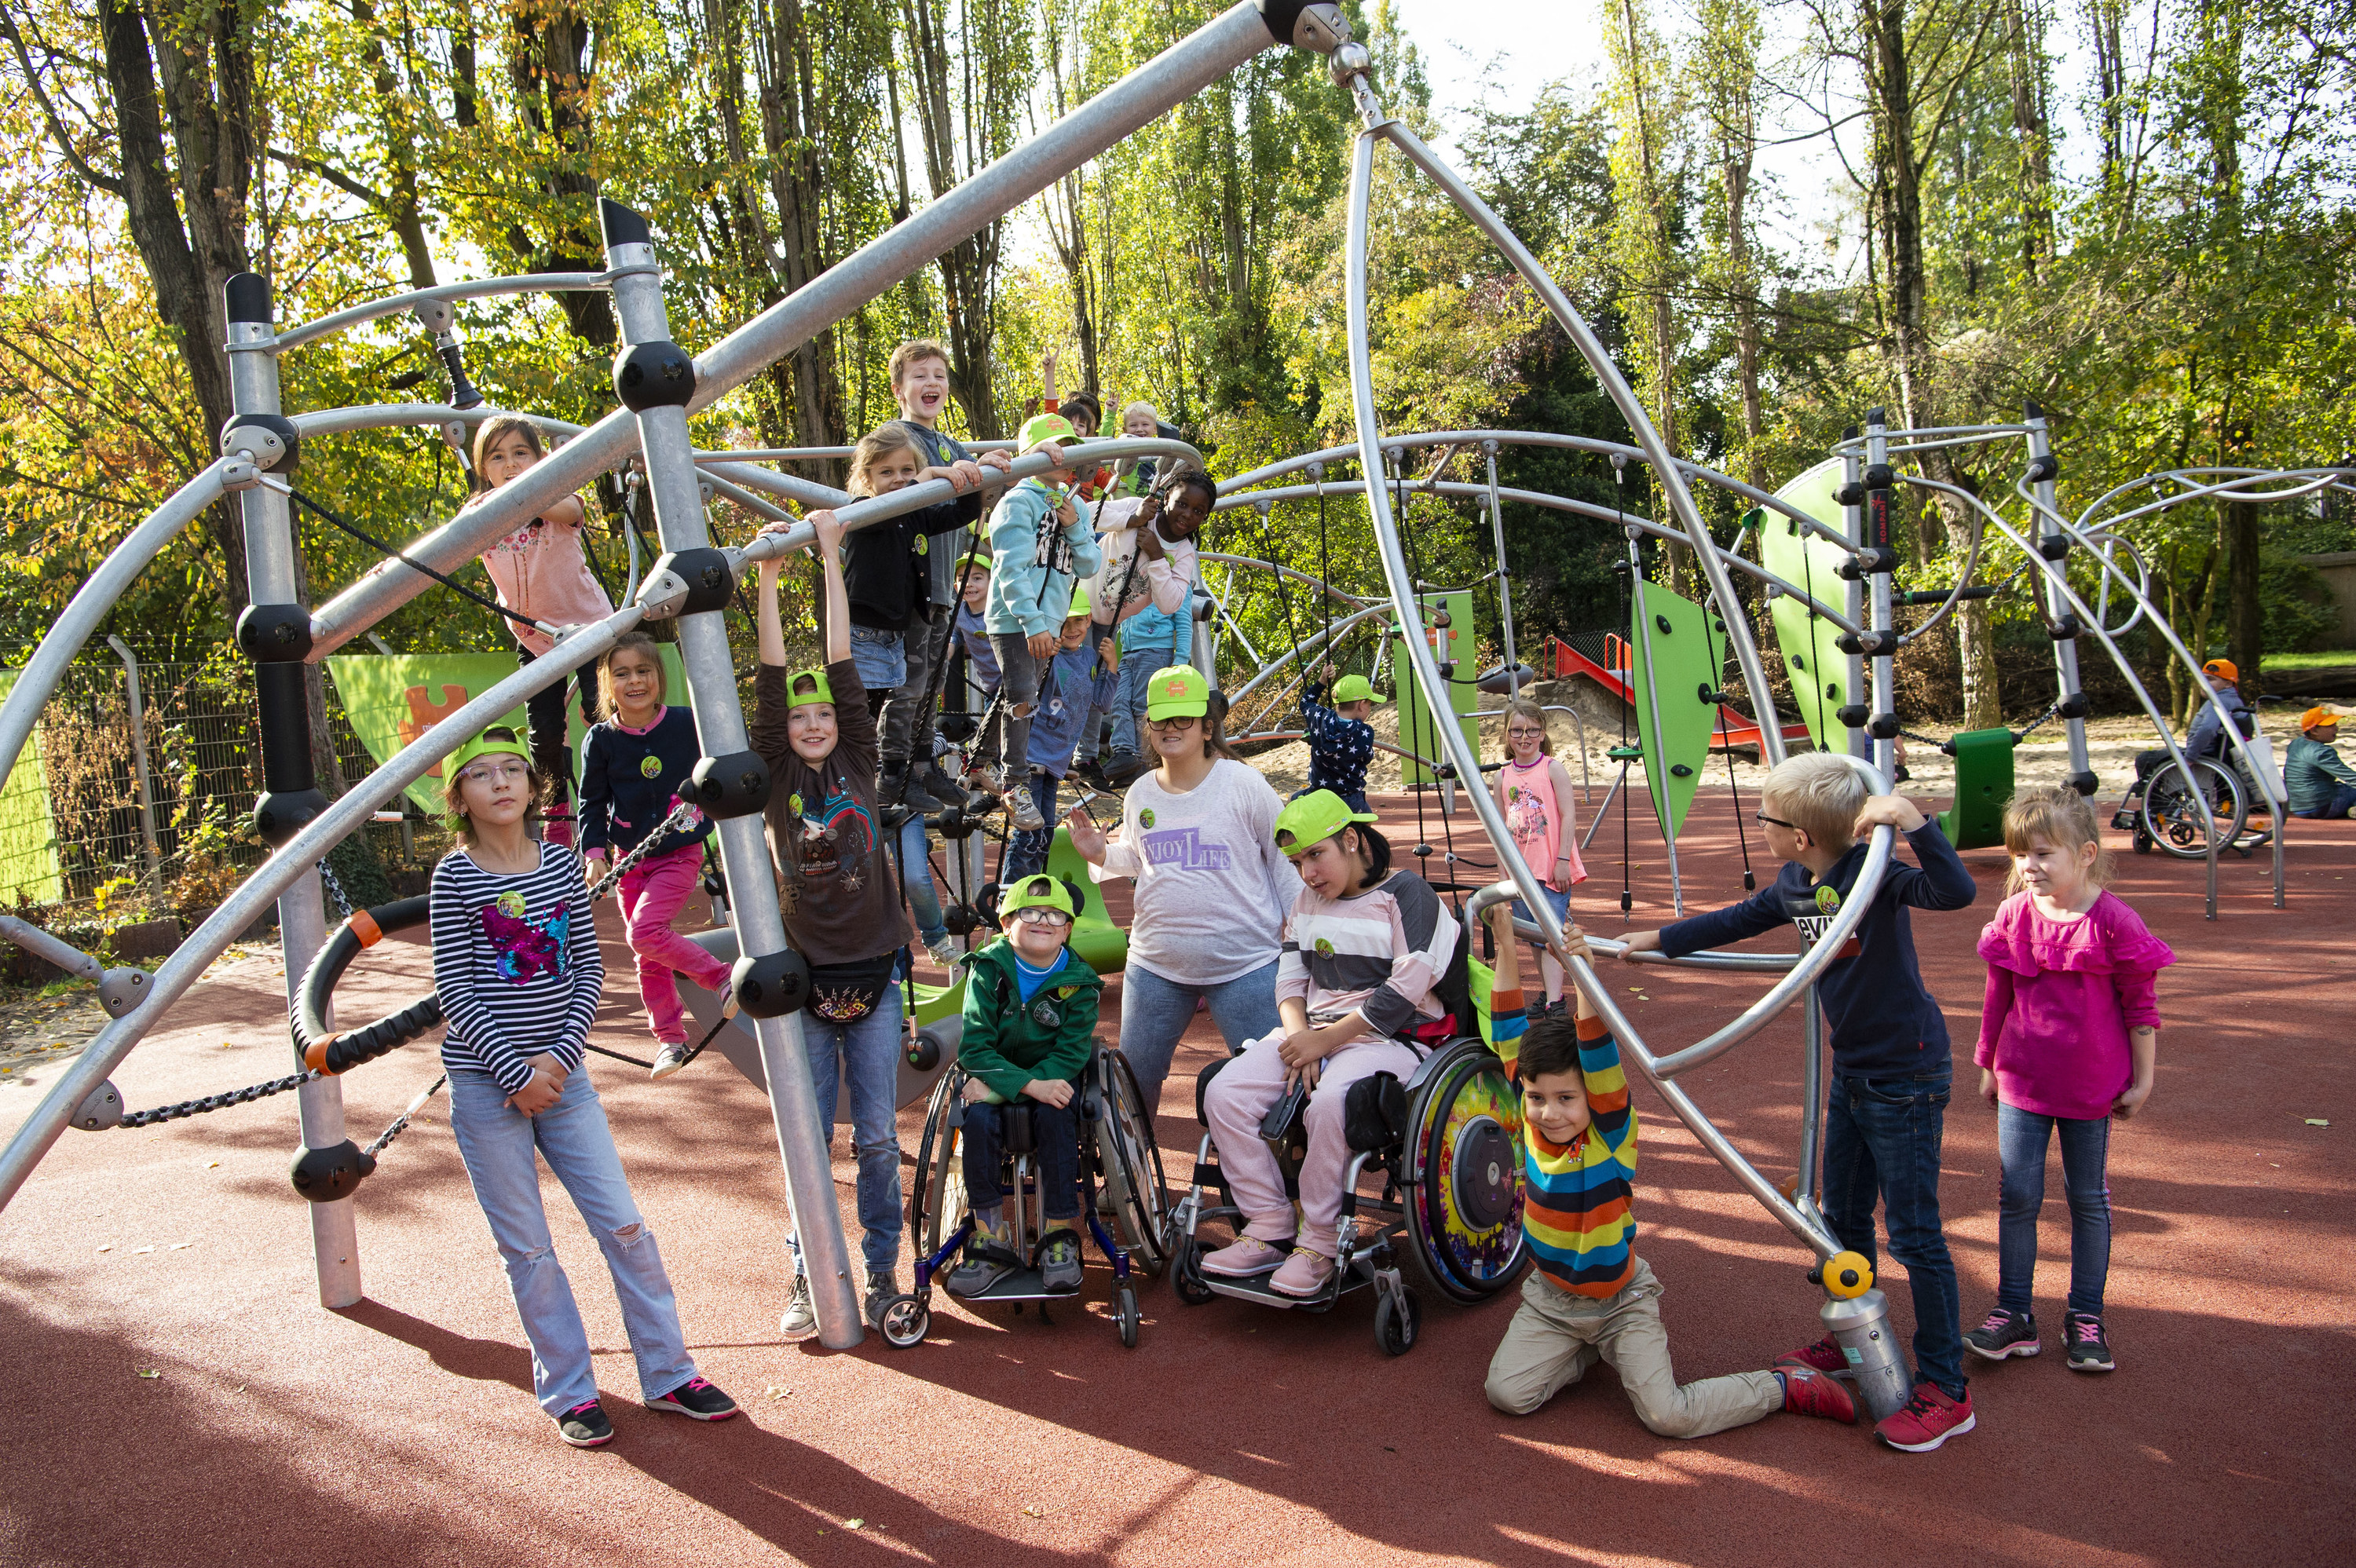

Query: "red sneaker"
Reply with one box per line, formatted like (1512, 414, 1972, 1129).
(1778, 1367, 1857, 1424)
(1875, 1383, 1975, 1452)
(1773, 1335, 1848, 1376)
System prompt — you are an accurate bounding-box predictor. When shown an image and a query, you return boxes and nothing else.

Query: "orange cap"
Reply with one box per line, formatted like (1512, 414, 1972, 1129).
(2202, 658, 2239, 683)
(2303, 706, 2341, 732)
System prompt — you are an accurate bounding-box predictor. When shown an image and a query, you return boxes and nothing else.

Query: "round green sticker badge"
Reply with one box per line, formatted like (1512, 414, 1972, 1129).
(1315, 938, 1334, 956)
(1140, 807, 1156, 829)
(1814, 885, 1842, 915)
(639, 755, 664, 778)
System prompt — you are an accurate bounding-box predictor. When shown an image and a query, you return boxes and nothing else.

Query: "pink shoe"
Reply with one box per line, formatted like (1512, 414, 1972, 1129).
(1269, 1247, 1336, 1298)
(1199, 1235, 1290, 1278)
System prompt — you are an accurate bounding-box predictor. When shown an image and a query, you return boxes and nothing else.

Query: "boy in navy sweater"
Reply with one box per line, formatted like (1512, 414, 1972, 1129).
(1622, 751, 1979, 1453)
(1004, 583, 1116, 880)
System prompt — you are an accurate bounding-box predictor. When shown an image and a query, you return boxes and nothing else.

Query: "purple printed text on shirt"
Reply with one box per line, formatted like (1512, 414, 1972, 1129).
(1139, 826, 1233, 872)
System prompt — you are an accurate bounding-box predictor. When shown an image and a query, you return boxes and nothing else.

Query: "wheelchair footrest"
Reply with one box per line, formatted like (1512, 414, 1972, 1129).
(949, 1267, 1083, 1303)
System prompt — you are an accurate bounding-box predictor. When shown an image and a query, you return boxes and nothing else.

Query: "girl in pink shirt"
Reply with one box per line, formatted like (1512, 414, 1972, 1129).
(1965, 786, 2172, 1376)
(1492, 700, 1586, 1014)
(466, 416, 615, 846)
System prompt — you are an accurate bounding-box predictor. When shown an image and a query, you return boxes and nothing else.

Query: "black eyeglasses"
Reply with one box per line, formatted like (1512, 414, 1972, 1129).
(1754, 811, 1798, 831)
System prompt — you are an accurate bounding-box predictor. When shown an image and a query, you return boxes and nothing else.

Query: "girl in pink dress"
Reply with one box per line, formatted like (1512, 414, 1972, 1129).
(1492, 700, 1586, 1014)
(1965, 786, 2172, 1376)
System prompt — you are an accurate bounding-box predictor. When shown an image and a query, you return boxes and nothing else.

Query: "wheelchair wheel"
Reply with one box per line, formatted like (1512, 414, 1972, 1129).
(1374, 1285, 1420, 1357)
(1172, 1241, 1216, 1306)
(1096, 1049, 1171, 1274)
(909, 1071, 969, 1262)
(1116, 1284, 1141, 1349)
(1402, 1039, 1531, 1307)
(2140, 757, 2247, 860)
(879, 1294, 931, 1349)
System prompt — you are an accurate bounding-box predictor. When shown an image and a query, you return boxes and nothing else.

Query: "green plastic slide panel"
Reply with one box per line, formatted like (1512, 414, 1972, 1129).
(1396, 589, 1480, 786)
(1043, 826, 1129, 976)
(1754, 458, 1853, 753)
(327, 647, 690, 814)
(1628, 579, 1721, 841)
(909, 975, 966, 1027)
(1937, 728, 2018, 850)
(0, 671, 60, 904)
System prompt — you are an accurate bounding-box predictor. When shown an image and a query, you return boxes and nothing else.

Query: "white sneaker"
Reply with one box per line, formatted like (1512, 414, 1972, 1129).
(649, 1041, 692, 1080)
(1006, 781, 1045, 832)
(925, 936, 963, 970)
(779, 1274, 817, 1339)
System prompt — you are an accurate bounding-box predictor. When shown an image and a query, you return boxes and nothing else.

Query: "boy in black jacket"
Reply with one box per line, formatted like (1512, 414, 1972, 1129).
(1622, 751, 1978, 1453)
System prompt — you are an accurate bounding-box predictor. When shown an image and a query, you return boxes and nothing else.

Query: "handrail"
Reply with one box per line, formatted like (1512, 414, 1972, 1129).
(256, 271, 640, 355)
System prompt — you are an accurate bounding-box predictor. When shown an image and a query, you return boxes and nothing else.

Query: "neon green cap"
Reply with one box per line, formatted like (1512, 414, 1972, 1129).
(1144, 665, 1210, 720)
(1331, 674, 1379, 704)
(1018, 412, 1077, 455)
(785, 667, 836, 710)
(1069, 581, 1092, 619)
(1273, 788, 1378, 853)
(1001, 872, 1077, 921)
(447, 726, 530, 778)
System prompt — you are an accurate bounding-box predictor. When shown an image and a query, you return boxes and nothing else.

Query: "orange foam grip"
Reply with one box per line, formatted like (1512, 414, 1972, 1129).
(349, 911, 383, 947)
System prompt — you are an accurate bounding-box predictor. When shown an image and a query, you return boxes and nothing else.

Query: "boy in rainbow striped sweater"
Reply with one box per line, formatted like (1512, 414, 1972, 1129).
(1481, 903, 1856, 1435)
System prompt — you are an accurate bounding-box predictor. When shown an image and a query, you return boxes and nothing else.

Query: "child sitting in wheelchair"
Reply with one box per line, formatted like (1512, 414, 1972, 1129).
(1199, 791, 1458, 1298)
(947, 874, 1106, 1296)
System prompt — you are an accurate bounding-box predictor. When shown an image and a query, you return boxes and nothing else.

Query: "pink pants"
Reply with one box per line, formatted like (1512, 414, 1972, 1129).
(1204, 1029, 1421, 1255)
(617, 845, 731, 1043)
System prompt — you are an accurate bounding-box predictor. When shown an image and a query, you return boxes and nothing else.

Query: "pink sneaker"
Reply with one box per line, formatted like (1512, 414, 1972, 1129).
(1200, 1235, 1290, 1278)
(1774, 1335, 1849, 1376)
(1875, 1383, 1975, 1453)
(1269, 1247, 1336, 1298)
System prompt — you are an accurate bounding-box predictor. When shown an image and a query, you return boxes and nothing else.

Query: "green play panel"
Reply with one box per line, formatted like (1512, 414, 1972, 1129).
(1754, 458, 1854, 753)
(1937, 727, 2017, 850)
(1628, 578, 1722, 840)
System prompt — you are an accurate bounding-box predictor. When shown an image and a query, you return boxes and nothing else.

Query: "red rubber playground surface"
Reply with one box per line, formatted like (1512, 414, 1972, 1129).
(2, 794, 2351, 1566)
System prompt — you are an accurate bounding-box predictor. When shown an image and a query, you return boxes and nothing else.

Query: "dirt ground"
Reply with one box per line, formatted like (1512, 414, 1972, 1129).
(1, 784, 2351, 1567)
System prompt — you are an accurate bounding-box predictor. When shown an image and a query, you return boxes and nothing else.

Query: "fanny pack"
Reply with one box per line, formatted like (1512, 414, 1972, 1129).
(805, 952, 900, 1025)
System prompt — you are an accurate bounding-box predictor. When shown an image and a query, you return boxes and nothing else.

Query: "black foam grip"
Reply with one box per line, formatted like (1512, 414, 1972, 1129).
(294, 896, 436, 1070)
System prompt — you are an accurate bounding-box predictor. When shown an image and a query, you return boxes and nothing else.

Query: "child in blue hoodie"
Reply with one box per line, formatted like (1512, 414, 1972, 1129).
(1004, 583, 1118, 880)
(985, 413, 1103, 834)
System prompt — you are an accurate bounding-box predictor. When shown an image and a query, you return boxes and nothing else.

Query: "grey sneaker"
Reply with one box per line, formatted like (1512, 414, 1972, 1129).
(779, 1273, 818, 1339)
(924, 935, 963, 970)
(1039, 1229, 1084, 1292)
(863, 1269, 898, 1329)
(649, 1040, 692, 1080)
(1005, 779, 1045, 832)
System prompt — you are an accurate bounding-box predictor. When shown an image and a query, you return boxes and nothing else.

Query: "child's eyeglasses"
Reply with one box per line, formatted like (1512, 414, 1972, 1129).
(460, 761, 530, 785)
(1754, 810, 1798, 831)
(1013, 907, 1072, 927)
(1147, 715, 1198, 732)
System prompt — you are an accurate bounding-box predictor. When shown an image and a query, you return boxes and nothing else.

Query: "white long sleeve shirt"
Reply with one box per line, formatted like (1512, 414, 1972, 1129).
(1092, 758, 1303, 986)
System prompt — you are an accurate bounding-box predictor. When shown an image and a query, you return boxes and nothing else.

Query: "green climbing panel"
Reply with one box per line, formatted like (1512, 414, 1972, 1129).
(1754, 458, 1854, 753)
(1937, 728, 2018, 850)
(1044, 827, 1129, 976)
(1396, 589, 1480, 786)
(1628, 579, 1722, 841)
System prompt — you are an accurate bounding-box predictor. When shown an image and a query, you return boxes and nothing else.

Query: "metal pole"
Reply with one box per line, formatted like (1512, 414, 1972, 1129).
(224, 272, 361, 1310)
(2023, 404, 2095, 795)
(599, 202, 864, 1349)
(104, 635, 163, 886)
(1798, 989, 1825, 1210)
(1484, 442, 1519, 700)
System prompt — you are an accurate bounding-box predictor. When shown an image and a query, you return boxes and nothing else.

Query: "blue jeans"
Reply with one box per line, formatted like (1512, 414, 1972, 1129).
(445, 1068, 697, 1416)
(891, 815, 948, 945)
(960, 1098, 1082, 1223)
(1823, 1069, 1966, 1399)
(794, 985, 906, 1274)
(1290, 785, 1371, 813)
(1996, 1101, 2112, 1319)
(2292, 782, 2356, 819)
(1005, 769, 1060, 879)
(1118, 956, 1284, 1120)
(850, 624, 906, 693)
(1109, 647, 1177, 762)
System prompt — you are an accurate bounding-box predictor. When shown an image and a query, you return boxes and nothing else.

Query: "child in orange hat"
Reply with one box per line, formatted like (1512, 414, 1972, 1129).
(2287, 707, 2356, 818)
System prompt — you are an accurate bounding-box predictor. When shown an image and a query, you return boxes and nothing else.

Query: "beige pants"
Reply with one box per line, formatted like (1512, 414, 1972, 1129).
(1484, 1256, 1783, 1438)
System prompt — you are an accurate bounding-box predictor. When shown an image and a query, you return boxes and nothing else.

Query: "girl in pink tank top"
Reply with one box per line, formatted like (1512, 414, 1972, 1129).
(1492, 700, 1586, 1013)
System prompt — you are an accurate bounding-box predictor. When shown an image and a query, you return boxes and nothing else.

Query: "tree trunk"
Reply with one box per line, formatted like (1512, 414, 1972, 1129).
(2002, 0, 2052, 278)
(2226, 497, 2262, 696)
(506, 2, 616, 346)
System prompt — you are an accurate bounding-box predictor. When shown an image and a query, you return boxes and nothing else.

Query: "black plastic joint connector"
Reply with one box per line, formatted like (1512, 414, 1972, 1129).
(1839, 546, 1898, 578)
(2047, 614, 2083, 641)
(1868, 712, 1901, 740)
(1864, 463, 1894, 490)
(1835, 704, 1870, 729)
(599, 197, 654, 251)
(613, 340, 697, 411)
(1834, 482, 1865, 507)
(2058, 692, 2091, 719)
(236, 602, 313, 663)
(731, 948, 810, 1019)
(221, 411, 302, 473)
(649, 548, 734, 616)
(2063, 769, 2098, 798)
(2036, 535, 2070, 561)
(2025, 454, 2060, 484)
(687, 751, 769, 819)
(1836, 631, 1894, 656)
(289, 1139, 374, 1203)
(252, 788, 330, 846)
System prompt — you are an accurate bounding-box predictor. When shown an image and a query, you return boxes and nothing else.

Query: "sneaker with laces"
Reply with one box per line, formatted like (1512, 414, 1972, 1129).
(1773, 1335, 1849, 1376)
(649, 1040, 692, 1080)
(863, 1269, 898, 1329)
(1777, 1367, 1857, 1424)
(924, 936, 963, 970)
(779, 1273, 818, 1339)
(921, 762, 971, 810)
(1875, 1383, 1975, 1452)
(647, 1376, 738, 1421)
(1269, 1246, 1337, 1298)
(948, 1223, 1019, 1296)
(2064, 1311, 2115, 1372)
(1005, 780, 1046, 832)
(1963, 1307, 2041, 1361)
(555, 1398, 613, 1447)
(1038, 1230, 1084, 1292)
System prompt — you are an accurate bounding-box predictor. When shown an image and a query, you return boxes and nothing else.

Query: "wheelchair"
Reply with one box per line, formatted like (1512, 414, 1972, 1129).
(883, 1044, 1171, 1350)
(1162, 1026, 1530, 1358)
(2115, 745, 2270, 860)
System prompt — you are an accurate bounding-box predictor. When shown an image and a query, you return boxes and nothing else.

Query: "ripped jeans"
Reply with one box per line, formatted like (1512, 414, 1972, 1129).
(447, 1066, 699, 1416)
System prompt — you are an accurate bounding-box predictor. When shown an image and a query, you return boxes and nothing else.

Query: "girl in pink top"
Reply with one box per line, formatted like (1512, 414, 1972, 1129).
(466, 416, 616, 845)
(1492, 700, 1586, 1014)
(1965, 786, 2172, 1376)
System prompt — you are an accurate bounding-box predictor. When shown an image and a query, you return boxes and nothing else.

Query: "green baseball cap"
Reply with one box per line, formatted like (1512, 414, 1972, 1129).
(1144, 664, 1211, 720)
(1001, 873, 1077, 921)
(785, 667, 835, 710)
(1331, 674, 1379, 704)
(1069, 581, 1092, 619)
(446, 725, 530, 778)
(1018, 412, 1077, 455)
(1273, 788, 1378, 853)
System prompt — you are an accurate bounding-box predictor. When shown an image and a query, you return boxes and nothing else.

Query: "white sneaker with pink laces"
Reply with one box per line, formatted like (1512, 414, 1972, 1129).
(1269, 1247, 1337, 1298)
(1200, 1235, 1290, 1278)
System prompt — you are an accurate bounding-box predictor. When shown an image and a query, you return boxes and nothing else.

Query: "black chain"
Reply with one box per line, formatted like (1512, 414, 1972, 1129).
(119, 1067, 321, 1128)
(363, 1073, 448, 1158)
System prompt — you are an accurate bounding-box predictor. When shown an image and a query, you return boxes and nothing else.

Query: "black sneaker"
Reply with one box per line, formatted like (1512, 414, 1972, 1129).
(2064, 1311, 2115, 1372)
(556, 1398, 613, 1448)
(647, 1376, 738, 1421)
(863, 1269, 898, 1329)
(882, 761, 940, 813)
(1075, 759, 1112, 791)
(1106, 753, 1152, 788)
(1963, 1307, 2041, 1361)
(1039, 1229, 1084, 1293)
(947, 1250, 1015, 1296)
(920, 762, 971, 810)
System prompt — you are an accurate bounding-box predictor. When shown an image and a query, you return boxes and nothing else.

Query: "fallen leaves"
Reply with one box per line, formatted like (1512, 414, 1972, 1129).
(2305, 1118, 2330, 1128)
(135, 1369, 159, 1379)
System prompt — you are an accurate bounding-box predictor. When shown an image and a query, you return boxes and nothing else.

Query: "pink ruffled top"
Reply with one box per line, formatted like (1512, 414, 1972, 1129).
(1974, 889, 2175, 1120)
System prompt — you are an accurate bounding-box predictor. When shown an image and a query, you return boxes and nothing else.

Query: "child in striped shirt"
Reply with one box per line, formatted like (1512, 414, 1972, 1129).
(1480, 902, 1853, 1435)
(431, 725, 735, 1448)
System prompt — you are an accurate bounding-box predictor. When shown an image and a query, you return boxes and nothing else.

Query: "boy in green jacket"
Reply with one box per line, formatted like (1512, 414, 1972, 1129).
(948, 874, 1105, 1295)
